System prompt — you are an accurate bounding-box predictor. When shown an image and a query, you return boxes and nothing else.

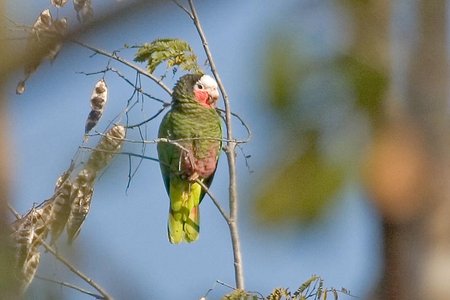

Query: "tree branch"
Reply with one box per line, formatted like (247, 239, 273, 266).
(195, 179, 230, 224)
(171, 0, 193, 18)
(35, 275, 105, 299)
(187, 0, 245, 290)
(40, 241, 113, 300)
(71, 39, 173, 96)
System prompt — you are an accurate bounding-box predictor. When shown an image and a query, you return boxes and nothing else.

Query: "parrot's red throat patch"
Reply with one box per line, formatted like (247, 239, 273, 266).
(194, 90, 214, 108)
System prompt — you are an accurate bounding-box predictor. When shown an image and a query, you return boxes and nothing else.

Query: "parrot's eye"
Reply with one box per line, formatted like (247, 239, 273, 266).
(196, 83, 204, 89)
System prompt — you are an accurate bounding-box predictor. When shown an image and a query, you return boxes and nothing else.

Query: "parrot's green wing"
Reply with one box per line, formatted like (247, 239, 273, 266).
(158, 111, 203, 243)
(157, 111, 173, 195)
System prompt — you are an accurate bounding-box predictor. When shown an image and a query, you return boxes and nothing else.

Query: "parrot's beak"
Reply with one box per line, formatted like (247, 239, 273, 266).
(208, 89, 219, 104)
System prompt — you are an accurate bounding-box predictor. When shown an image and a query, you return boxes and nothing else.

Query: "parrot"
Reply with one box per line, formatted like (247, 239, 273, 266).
(157, 73, 222, 244)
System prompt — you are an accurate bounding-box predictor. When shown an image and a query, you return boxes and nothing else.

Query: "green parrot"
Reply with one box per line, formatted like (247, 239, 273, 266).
(157, 74, 222, 244)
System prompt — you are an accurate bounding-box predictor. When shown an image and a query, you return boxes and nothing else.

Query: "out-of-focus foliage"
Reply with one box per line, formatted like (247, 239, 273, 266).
(337, 55, 387, 123)
(362, 118, 431, 223)
(134, 38, 202, 74)
(255, 132, 345, 224)
(254, 3, 388, 225)
(265, 36, 300, 111)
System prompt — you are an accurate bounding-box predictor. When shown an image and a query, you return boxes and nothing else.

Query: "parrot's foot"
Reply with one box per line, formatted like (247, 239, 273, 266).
(188, 172, 199, 181)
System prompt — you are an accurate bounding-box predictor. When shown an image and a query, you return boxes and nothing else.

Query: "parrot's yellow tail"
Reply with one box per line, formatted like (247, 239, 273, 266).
(168, 180, 201, 244)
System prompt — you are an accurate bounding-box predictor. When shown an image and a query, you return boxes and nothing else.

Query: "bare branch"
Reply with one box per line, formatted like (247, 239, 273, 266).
(78, 67, 169, 105)
(217, 108, 252, 143)
(35, 275, 105, 299)
(71, 39, 173, 95)
(195, 179, 230, 223)
(40, 242, 113, 300)
(171, 0, 193, 18)
(187, 0, 245, 290)
(125, 106, 168, 129)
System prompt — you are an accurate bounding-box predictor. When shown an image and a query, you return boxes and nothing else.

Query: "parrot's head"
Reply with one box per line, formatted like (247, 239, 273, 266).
(173, 74, 219, 108)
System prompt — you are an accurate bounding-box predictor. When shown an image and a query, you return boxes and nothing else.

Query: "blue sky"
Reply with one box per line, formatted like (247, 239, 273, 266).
(7, 1, 381, 299)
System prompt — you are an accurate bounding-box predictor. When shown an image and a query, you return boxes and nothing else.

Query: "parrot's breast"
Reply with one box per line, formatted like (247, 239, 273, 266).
(159, 102, 222, 183)
(180, 146, 219, 179)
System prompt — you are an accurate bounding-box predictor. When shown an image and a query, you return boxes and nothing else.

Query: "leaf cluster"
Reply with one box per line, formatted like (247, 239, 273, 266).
(134, 38, 201, 74)
(219, 276, 352, 300)
(266, 275, 352, 300)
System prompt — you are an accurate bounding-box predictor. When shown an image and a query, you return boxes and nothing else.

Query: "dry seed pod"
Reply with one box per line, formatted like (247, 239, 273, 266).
(18, 248, 40, 293)
(32, 199, 54, 244)
(85, 79, 108, 134)
(55, 165, 73, 191)
(86, 125, 126, 172)
(10, 214, 34, 272)
(91, 79, 108, 110)
(49, 179, 73, 244)
(74, 0, 93, 23)
(16, 11, 68, 95)
(65, 126, 125, 242)
(85, 110, 102, 134)
(16, 80, 26, 95)
(46, 18, 68, 63)
(66, 178, 94, 243)
(16, 8, 50, 95)
(52, 0, 69, 8)
(32, 9, 52, 35)
(10, 206, 46, 293)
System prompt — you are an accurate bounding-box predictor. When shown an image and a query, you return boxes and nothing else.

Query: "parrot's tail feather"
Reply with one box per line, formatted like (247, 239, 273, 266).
(168, 209, 184, 244)
(168, 180, 202, 243)
(184, 206, 200, 242)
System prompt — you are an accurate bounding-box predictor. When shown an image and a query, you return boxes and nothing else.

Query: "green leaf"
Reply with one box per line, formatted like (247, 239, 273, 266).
(134, 38, 201, 74)
(294, 275, 320, 296)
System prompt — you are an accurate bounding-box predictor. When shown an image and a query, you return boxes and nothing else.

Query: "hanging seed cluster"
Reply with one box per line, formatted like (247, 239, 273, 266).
(10, 199, 53, 292)
(85, 79, 108, 134)
(16, 9, 68, 95)
(9, 125, 126, 293)
(73, 0, 94, 23)
(51, 0, 68, 8)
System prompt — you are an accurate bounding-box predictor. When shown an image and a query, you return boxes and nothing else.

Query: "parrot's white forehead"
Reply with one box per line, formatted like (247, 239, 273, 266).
(198, 75, 217, 89)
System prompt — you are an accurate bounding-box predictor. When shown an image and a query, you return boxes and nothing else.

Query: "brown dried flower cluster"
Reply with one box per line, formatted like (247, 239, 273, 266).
(9, 125, 126, 293)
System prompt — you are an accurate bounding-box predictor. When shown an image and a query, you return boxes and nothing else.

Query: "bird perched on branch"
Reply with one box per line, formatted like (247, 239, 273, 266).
(157, 74, 222, 243)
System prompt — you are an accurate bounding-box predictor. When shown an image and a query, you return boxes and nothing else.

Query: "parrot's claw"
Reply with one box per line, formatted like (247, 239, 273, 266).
(188, 172, 199, 181)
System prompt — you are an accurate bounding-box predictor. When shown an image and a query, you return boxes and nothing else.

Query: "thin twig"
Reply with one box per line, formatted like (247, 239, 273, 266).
(217, 108, 252, 143)
(79, 67, 169, 105)
(125, 106, 168, 129)
(187, 0, 245, 290)
(85, 132, 239, 147)
(71, 39, 173, 95)
(40, 242, 113, 300)
(108, 67, 169, 104)
(171, 0, 193, 18)
(35, 275, 105, 299)
(195, 179, 230, 224)
(8, 203, 21, 218)
(8, 205, 113, 300)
